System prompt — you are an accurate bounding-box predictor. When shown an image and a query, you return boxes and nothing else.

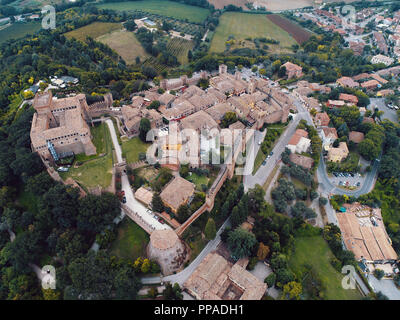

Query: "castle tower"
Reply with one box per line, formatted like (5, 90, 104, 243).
(147, 229, 187, 275)
(33, 91, 58, 127)
(234, 71, 241, 80)
(219, 64, 227, 75)
(248, 79, 256, 94)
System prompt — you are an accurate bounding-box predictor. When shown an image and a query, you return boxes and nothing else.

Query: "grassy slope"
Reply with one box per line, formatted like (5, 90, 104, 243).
(209, 12, 297, 53)
(97, 29, 149, 65)
(64, 22, 122, 42)
(289, 236, 363, 300)
(96, 0, 210, 24)
(110, 218, 149, 261)
(60, 123, 113, 189)
(121, 137, 150, 164)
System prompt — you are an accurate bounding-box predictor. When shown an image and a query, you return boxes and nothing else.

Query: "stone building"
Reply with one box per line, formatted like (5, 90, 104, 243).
(30, 91, 96, 164)
(147, 229, 187, 275)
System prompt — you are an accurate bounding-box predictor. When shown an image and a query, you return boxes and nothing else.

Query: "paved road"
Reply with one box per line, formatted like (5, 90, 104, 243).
(317, 154, 379, 198)
(369, 97, 399, 124)
(141, 218, 231, 286)
(105, 119, 169, 231)
(243, 98, 313, 191)
(368, 275, 400, 300)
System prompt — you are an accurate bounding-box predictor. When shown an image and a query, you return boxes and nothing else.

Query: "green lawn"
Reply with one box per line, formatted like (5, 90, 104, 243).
(289, 236, 363, 300)
(64, 22, 122, 42)
(186, 172, 209, 191)
(210, 12, 297, 53)
(0, 21, 41, 45)
(96, 0, 210, 23)
(110, 218, 149, 261)
(60, 123, 113, 189)
(122, 137, 150, 163)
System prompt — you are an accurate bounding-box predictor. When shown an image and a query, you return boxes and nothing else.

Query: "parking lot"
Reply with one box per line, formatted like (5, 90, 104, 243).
(369, 98, 399, 124)
(329, 171, 365, 190)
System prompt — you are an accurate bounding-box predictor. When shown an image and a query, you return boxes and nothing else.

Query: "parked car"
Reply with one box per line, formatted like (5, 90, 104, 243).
(269, 151, 274, 156)
(356, 182, 361, 186)
(122, 196, 126, 203)
(262, 160, 267, 165)
(159, 219, 165, 224)
(121, 190, 125, 196)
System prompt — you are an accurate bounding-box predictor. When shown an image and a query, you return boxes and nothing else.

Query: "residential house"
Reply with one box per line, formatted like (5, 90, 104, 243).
(327, 142, 349, 162)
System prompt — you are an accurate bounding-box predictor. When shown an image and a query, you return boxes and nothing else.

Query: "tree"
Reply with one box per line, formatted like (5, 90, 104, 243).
(319, 197, 328, 206)
(278, 65, 287, 78)
(257, 242, 270, 261)
(227, 227, 257, 260)
(139, 118, 151, 142)
(151, 193, 164, 213)
(282, 281, 302, 300)
(77, 193, 120, 235)
(264, 273, 276, 287)
(204, 218, 216, 240)
(221, 111, 237, 128)
(162, 283, 183, 300)
(124, 19, 137, 31)
(141, 259, 151, 273)
(374, 269, 385, 280)
(176, 204, 190, 223)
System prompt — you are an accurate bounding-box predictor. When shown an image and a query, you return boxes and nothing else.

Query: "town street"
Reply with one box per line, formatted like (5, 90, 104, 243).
(243, 96, 314, 191)
(105, 119, 169, 231)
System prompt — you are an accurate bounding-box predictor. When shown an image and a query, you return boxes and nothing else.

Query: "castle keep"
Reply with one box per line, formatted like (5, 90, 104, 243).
(30, 91, 97, 164)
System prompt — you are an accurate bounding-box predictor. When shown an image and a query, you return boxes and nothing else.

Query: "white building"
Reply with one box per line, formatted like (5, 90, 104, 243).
(371, 54, 394, 66)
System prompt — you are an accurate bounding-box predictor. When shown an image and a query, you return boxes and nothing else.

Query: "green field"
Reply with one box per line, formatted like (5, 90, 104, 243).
(110, 218, 149, 261)
(96, 0, 210, 23)
(289, 236, 363, 300)
(121, 137, 150, 164)
(64, 22, 122, 42)
(0, 21, 41, 44)
(60, 123, 113, 189)
(97, 29, 149, 64)
(186, 172, 208, 191)
(209, 12, 297, 53)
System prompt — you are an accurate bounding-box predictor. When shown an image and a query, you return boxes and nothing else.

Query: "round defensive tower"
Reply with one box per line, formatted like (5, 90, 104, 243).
(147, 229, 187, 276)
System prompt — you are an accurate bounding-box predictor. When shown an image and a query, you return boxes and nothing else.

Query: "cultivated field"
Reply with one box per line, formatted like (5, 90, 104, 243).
(96, 0, 210, 24)
(0, 21, 41, 44)
(209, 0, 363, 11)
(267, 14, 311, 44)
(166, 37, 194, 65)
(207, 0, 249, 9)
(209, 12, 297, 53)
(64, 22, 122, 42)
(97, 29, 149, 65)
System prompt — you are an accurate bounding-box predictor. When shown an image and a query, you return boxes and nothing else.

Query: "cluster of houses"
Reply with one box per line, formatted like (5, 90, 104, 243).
(336, 69, 390, 94)
(296, 5, 400, 63)
(120, 65, 295, 169)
